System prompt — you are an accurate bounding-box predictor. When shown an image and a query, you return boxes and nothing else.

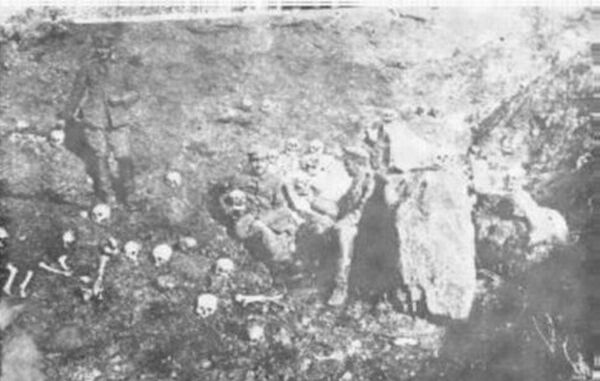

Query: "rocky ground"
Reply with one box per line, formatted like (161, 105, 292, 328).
(0, 6, 596, 381)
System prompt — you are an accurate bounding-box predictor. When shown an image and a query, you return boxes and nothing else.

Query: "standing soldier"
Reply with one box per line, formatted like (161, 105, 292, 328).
(328, 145, 376, 307)
(61, 32, 137, 204)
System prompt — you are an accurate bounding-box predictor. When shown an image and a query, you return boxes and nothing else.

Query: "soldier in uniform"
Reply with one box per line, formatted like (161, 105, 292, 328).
(61, 32, 137, 204)
(220, 145, 298, 263)
(328, 145, 376, 307)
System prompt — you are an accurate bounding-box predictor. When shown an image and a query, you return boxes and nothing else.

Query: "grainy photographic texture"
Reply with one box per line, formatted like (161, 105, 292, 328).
(0, 5, 597, 381)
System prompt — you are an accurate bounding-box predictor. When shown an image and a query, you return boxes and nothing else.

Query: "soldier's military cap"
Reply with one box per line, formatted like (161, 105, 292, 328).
(248, 144, 269, 160)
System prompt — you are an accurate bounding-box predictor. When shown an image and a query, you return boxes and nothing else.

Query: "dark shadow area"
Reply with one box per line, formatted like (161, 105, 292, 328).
(348, 175, 401, 301)
(63, 118, 108, 202)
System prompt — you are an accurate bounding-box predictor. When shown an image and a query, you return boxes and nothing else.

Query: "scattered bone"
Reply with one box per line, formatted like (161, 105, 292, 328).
(247, 321, 266, 345)
(576, 153, 592, 170)
(79, 210, 89, 219)
(123, 241, 142, 263)
(314, 349, 346, 363)
(38, 262, 72, 277)
(18, 270, 33, 298)
(392, 337, 419, 346)
(152, 244, 173, 266)
(165, 171, 183, 188)
(178, 236, 198, 252)
(0, 227, 8, 248)
(234, 293, 283, 307)
(215, 257, 235, 278)
(156, 274, 177, 291)
(3, 263, 18, 295)
(196, 293, 218, 318)
(101, 237, 120, 257)
(49, 129, 66, 147)
(92, 255, 110, 297)
(91, 203, 111, 224)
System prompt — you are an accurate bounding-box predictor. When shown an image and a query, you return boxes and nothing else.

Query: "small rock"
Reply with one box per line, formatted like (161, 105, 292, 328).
(299, 358, 312, 372)
(16, 120, 29, 129)
(200, 359, 212, 369)
(156, 274, 177, 290)
(340, 371, 353, 381)
(52, 325, 85, 352)
(239, 97, 254, 112)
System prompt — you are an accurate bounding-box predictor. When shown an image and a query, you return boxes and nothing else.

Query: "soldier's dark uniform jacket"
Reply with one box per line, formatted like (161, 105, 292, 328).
(63, 48, 137, 203)
(229, 172, 296, 237)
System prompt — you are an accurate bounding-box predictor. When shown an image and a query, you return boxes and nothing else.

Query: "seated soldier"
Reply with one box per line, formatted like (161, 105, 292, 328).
(284, 172, 338, 235)
(220, 145, 299, 263)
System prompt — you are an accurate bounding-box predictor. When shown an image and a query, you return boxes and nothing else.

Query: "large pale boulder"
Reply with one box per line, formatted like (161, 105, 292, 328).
(511, 189, 569, 247)
(394, 169, 477, 320)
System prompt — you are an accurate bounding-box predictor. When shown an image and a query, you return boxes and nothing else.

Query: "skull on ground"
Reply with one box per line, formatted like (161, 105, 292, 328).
(152, 244, 173, 266)
(62, 229, 76, 249)
(91, 204, 111, 224)
(247, 322, 266, 345)
(308, 139, 324, 155)
(267, 149, 279, 166)
(49, 129, 65, 147)
(215, 257, 235, 278)
(124, 241, 142, 263)
(196, 293, 218, 318)
(284, 138, 300, 154)
(165, 171, 183, 188)
(228, 189, 247, 216)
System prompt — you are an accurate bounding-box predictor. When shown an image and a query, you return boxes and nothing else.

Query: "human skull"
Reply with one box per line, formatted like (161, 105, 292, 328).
(196, 293, 218, 318)
(284, 138, 300, 154)
(266, 149, 279, 165)
(165, 171, 183, 188)
(247, 322, 265, 345)
(179, 236, 198, 252)
(152, 243, 173, 266)
(49, 129, 66, 146)
(308, 139, 324, 155)
(0, 227, 8, 248)
(124, 241, 142, 263)
(229, 189, 247, 212)
(91, 203, 111, 224)
(294, 175, 312, 197)
(62, 229, 76, 249)
(215, 257, 235, 278)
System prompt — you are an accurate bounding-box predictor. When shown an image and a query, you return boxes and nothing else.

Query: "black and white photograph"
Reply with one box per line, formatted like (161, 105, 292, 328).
(0, 2, 598, 380)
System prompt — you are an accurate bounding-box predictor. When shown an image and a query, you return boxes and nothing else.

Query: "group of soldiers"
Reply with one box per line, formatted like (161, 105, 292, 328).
(220, 129, 383, 306)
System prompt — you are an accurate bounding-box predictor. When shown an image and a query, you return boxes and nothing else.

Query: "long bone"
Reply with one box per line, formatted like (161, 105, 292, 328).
(38, 261, 73, 277)
(3, 263, 18, 295)
(234, 293, 284, 307)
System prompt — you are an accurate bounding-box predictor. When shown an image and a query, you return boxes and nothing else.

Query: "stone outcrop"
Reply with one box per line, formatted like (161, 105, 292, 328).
(0, 134, 92, 204)
(392, 169, 477, 320)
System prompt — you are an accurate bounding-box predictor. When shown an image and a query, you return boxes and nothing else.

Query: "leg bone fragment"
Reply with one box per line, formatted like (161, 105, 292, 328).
(234, 293, 284, 306)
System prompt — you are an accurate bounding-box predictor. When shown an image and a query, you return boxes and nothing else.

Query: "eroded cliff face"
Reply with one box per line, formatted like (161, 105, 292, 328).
(0, 7, 594, 381)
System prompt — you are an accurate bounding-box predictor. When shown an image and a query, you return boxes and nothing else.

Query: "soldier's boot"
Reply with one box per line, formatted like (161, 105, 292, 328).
(328, 224, 358, 307)
(95, 156, 116, 203)
(114, 156, 135, 205)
